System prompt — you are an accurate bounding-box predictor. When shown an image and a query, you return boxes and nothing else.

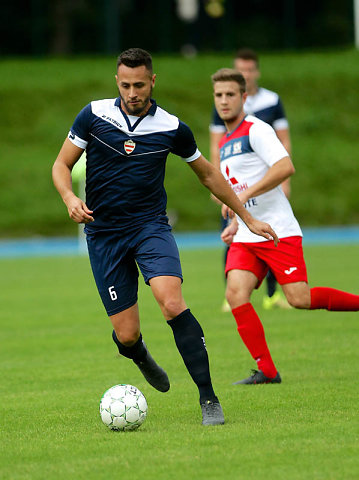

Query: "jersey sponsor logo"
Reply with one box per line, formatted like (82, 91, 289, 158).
(219, 133, 252, 160)
(225, 165, 238, 185)
(233, 141, 242, 154)
(124, 139, 136, 154)
(284, 267, 297, 275)
(225, 165, 248, 192)
(224, 144, 232, 157)
(101, 114, 122, 128)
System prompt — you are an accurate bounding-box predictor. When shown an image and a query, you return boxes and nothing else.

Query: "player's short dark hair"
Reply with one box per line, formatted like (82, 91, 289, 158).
(211, 68, 246, 94)
(235, 48, 259, 67)
(117, 48, 153, 74)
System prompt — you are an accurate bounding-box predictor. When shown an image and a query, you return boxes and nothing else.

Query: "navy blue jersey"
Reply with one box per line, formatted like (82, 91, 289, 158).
(68, 98, 201, 230)
(210, 87, 289, 134)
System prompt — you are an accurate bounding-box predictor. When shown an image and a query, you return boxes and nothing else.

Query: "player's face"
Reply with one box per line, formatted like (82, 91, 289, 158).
(213, 81, 247, 123)
(116, 64, 156, 116)
(233, 59, 260, 93)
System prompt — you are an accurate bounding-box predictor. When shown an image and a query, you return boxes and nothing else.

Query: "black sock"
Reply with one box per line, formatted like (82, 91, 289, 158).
(167, 309, 217, 403)
(266, 270, 277, 297)
(112, 330, 147, 364)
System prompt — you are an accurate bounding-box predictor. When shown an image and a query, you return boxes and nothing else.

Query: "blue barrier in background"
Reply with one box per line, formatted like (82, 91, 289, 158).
(0, 226, 359, 258)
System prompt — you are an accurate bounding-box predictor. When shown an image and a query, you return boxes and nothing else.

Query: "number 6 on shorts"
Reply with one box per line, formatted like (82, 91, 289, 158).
(108, 286, 117, 301)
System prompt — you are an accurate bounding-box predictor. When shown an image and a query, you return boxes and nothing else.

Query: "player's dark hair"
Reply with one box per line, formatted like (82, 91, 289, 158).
(235, 48, 259, 67)
(211, 68, 246, 94)
(117, 48, 153, 74)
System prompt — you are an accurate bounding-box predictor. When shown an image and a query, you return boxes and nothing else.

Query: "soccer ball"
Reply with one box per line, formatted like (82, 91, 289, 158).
(99, 384, 148, 431)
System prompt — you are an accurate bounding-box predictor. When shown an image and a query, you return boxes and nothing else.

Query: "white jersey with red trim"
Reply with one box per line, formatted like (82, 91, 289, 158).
(219, 115, 302, 243)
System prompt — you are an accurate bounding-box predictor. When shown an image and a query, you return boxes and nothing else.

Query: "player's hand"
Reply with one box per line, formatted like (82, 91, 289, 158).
(247, 219, 279, 246)
(66, 195, 94, 224)
(221, 203, 235, 219)
(221, 221, 238, 246)
(236, 191, 249, 205)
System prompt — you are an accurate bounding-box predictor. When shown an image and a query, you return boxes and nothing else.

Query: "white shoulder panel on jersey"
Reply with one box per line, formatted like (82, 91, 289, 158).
(91, 98, 126, 129)
(255, 88, 279, 107)
(134, 106, 180, 135)
(247, 116, 289, 167)
(90, 99, 179, 137)
(245, 88, 280, 113)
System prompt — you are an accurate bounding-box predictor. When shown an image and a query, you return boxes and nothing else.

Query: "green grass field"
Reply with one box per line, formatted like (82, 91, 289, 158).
(0, 245, 358, 480)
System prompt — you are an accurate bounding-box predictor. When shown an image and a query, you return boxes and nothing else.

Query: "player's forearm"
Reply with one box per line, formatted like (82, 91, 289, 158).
(203, 167, 253, 224)
(52, 138, 85, 206)
(209, 132, 222, 169)
(281, 177, 291, 199)
(209, 136, 222, 204)
(244, 156, 294, 200)
(52, 161, 76, 206)
(53, 160, 94, 224)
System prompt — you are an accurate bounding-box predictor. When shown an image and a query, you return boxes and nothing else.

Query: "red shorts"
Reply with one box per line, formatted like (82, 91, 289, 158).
(225, 236, 308, 288)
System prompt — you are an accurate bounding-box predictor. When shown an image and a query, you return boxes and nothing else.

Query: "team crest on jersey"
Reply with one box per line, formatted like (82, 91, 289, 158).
(124, 139, 136, 154)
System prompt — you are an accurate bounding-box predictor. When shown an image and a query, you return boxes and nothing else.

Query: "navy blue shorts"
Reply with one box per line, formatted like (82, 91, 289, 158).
(86, 216, 182, 316)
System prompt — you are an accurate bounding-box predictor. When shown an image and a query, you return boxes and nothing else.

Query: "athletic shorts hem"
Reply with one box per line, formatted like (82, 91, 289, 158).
(145, 272, 183, 285)
(276, 278, 309, 286)
(106, 297, 138, 317)
(225, 267, 265, 289)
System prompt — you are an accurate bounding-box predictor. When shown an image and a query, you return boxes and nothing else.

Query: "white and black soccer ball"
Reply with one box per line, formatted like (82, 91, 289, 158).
(99, 384, 148, 431)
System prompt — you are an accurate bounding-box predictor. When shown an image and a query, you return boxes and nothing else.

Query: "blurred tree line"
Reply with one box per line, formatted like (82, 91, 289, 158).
(1, 0, 354, 56)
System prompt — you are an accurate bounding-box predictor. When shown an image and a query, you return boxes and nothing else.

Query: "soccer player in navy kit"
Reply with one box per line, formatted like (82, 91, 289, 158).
(210, 49, 291, 311)
(52, 48, 278, 425)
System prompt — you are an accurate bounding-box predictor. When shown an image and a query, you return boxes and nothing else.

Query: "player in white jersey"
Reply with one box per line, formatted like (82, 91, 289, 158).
(219, 114, 301, 243)
(210, 49, 291, 311)
(212, 68, 359, 384)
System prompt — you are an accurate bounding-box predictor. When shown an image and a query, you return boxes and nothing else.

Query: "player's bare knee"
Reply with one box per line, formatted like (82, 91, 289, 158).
(286, 294, 309, 309)
(115, 331, 139, 347)
(226, 286, 247, 308)
(225, 285, 236, 305)
(161, 298, 185, 319)
(284, 285, 311, 309)
(287, 296, 302, 309)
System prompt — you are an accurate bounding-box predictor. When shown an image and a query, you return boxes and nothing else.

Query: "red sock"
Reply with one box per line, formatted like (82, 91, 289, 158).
(232, 303, 277, 378)
(310, 287, 359, 311)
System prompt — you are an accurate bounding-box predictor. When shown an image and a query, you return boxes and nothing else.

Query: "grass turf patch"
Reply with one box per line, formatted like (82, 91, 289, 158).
(0, 245, 358, 479)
